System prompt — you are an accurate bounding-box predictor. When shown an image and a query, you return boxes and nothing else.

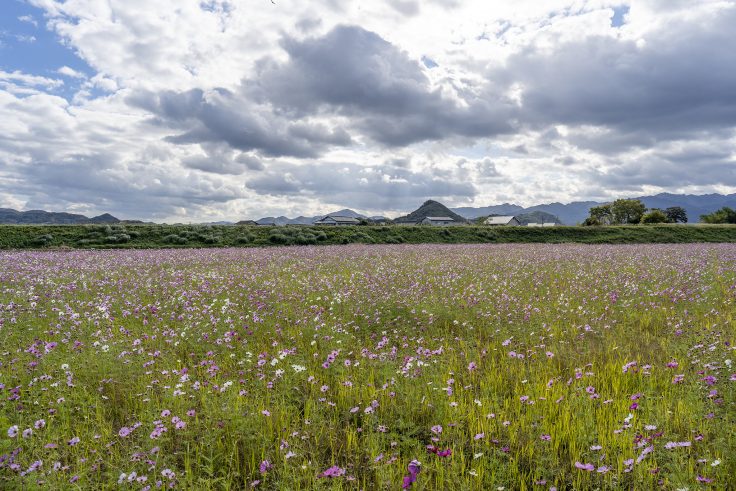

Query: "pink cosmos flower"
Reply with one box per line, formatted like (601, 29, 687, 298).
(318, 465, 345, 478)
(402, 460, 421, 489)
(575, 462, 594, 471)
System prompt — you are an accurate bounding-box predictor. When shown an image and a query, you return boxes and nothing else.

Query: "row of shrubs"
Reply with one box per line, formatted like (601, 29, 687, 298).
(10, 223, 736, 250)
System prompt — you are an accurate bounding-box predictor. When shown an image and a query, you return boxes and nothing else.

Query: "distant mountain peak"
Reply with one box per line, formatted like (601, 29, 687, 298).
(396, 200, 467, 223)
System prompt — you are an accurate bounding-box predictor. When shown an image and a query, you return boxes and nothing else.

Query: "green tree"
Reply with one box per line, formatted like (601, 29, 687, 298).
(587, 204, 614, 225)
(612, 199, 646, 224)
(640, 209, 668, 224)
(665, 206, 688, 223)
(700, 207, 736, 224)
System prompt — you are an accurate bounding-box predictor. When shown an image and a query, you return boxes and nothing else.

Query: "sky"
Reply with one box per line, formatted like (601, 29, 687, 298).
(1, 0, 735, 221)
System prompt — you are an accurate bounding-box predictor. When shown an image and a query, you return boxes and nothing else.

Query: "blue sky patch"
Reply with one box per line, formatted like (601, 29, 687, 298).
(611, 5, 630, 28)
(0, 1, 95, 99)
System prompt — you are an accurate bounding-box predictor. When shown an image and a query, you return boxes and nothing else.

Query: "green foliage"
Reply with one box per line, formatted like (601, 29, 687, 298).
(586, 200, 647, 225)
(1, 223, 736, 250)
(665, 206, 688, 223)
(700, 206, 736, 224)
(164, 234, 188, 245)
(640, 209, 668, 224)
(611, 199, 646, 224)
(236, 234, 253, 244)
(32, 233, 54, 246)
(587, 204, 614, 225)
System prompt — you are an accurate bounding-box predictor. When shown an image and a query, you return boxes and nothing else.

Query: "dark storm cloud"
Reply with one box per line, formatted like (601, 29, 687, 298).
(245, 161, 476, 210)
(128, 89, 351, 158)
(503, 8, 736, 144)
(250, 25, 515, 146)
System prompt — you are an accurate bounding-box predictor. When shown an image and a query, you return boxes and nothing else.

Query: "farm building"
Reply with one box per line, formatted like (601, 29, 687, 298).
(313, 215, 361, 226)
(527, 222, 558, 227)
(420, 216, 461, 226)
(484, 216, 521, 226)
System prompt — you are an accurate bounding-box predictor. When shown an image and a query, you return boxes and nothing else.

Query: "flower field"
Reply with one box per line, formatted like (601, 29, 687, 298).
(0, 244, 734, 490)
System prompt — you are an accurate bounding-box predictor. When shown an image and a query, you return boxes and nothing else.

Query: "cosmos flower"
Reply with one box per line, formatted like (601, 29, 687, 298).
(402, 460, 421, 489)
(318, 465, 345, 478)
(575, 462, 594, 471)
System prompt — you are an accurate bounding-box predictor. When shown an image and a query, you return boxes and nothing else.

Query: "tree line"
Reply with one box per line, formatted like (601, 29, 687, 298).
(583, 199, 736, 225)
(583, 200, 686, 225)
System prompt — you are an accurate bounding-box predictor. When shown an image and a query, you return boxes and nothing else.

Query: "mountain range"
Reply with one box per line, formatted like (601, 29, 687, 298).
(451, 193, 736, 224)
(1, 193, 734, 225)
(255, 209, 387, 226)
(0, 208, 121, 225)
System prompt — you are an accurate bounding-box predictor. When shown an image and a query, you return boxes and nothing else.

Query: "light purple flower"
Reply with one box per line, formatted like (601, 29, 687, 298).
(318, 465, 345, 478)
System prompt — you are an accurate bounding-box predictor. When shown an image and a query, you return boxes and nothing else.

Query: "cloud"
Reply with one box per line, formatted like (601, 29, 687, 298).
(58, 66, 87, 79)
(503, 5, 736, 144)
(1, 0, 735, 221)
(245, 160, 477, 211)
(250, 25, 516, 146)
(0, 70, 63, 91)
(128, 88, 352, 158)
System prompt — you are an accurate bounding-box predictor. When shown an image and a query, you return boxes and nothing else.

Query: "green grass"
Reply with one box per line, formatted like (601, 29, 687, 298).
(2, 223, 736, 249)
